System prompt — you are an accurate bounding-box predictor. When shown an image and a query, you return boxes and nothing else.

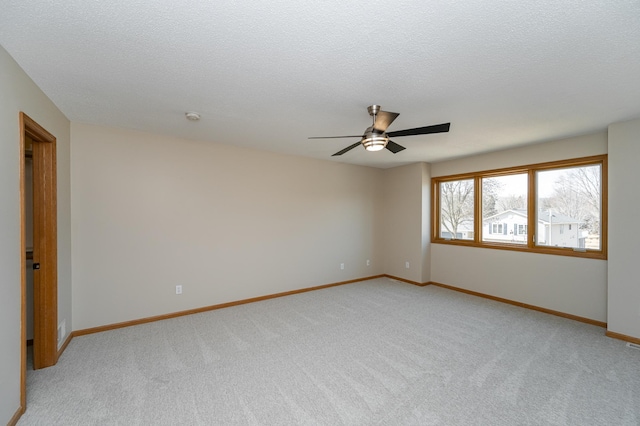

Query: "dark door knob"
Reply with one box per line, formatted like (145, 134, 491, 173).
(33, 263, 40, 270)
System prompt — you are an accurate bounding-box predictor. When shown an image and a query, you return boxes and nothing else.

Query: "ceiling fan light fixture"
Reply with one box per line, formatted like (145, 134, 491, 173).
(363, 138, 387, 151)
(362, 129, 388, 152)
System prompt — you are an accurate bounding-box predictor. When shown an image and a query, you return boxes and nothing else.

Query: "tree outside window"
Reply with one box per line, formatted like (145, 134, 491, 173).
(537, 164, 601, 249)
(439, 179, 474, 240)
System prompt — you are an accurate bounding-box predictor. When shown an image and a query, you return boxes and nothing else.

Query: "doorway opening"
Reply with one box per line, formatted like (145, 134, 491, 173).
(19, 112, 58, 411)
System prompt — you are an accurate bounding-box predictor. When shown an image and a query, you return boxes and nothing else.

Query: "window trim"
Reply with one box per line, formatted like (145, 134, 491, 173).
(431, 155, 607, 260)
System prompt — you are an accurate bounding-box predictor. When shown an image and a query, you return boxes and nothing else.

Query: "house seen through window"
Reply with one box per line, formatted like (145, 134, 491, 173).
(432, 155, 606, 259)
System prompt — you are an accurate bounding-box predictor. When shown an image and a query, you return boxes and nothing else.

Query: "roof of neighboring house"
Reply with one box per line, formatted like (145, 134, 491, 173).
(484, 209, 581, 224)
(484, 209, 527, 221)
(537, 210, 581, 224)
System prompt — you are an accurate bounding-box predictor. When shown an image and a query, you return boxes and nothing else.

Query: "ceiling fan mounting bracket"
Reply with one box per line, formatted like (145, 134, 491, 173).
(367, 105, 381, 117)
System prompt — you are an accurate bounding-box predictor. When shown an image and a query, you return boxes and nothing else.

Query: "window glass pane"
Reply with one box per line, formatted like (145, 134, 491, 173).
(536, 164, 601, 249)
(481, 173, 528, 244)
(439, 179, 474, 240)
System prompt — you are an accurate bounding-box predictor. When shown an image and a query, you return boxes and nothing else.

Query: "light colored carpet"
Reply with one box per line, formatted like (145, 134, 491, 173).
(18, 278, 640, 425)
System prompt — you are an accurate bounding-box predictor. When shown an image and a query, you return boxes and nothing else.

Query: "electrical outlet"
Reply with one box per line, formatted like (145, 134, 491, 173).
(405, 261, 410, 269)
(176, 285, 183, 295)
(340, 263, 345, 270)
(366, 259, 370, 266)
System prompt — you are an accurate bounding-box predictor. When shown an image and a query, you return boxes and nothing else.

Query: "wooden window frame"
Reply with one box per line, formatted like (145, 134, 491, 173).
(431, 155, 607, 260)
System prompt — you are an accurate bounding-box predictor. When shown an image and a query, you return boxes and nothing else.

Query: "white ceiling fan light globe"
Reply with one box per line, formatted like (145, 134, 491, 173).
(362, 129, 388, 151)
(364, 142, 386, 151)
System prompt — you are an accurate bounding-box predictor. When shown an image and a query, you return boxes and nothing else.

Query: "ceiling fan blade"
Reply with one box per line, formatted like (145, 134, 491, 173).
(387, 122, 450, 138)
(332, 141, 362, 156)
(385, 140, 406, 154)
(308, 135, 362, 139)
(373, 111, 400, 133)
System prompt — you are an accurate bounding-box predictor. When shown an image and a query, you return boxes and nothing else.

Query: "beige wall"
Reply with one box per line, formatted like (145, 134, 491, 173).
(0, 45, 71, 424)
(70, 123, 384, 330)
(607, 117, 640, 339)
(431, 132, 608, 176)
(381, 163, 430, 283)
(430, 133, 608, 322)
(420, 162, 432, 283)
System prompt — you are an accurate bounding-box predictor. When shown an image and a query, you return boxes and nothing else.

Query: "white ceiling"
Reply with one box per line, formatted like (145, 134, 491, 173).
(1, 1, 639, 168)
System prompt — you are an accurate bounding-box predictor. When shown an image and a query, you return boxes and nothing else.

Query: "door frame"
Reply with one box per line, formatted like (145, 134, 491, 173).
(19, 112, 58, 408)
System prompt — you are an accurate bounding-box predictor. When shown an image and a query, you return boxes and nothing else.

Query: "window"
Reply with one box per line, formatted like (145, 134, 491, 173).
(482, 173, 528, 245)
(536, 163, 602, 250)
(432, 155, 607, 259)
(438, 179, 474, 240)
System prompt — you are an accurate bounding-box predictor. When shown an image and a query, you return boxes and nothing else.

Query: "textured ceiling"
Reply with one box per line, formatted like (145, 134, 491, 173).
(1, 1, 639, 168)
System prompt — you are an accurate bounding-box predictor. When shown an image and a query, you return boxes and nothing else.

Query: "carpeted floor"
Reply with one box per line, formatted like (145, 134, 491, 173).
(18, 278, 640, 425)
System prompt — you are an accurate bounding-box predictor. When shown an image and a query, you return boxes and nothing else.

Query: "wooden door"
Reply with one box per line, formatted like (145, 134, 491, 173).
(20, 112, 58, 375)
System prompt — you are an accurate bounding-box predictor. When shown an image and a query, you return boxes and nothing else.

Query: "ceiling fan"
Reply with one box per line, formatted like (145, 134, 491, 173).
(309, 105, 450, 156)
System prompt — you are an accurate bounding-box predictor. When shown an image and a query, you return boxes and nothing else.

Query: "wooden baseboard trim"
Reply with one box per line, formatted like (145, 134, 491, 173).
(8, 405, 25, 426)
(429, 281, 607, 328)
(74, 275, 386, 337)
(384, 274, 430, 287)
(605, 331, 640, 345)
(57, 331, 74, 360)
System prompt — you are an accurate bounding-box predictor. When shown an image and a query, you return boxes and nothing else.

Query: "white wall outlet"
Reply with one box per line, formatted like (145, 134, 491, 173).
(176, 285, 183, 295)
(340, 263, 345, 270)
(366, 259, 370, 266)
(405, 261, 410, 269)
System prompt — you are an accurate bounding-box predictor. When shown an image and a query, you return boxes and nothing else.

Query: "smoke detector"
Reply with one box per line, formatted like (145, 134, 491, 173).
(185, 112, 201, 121)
